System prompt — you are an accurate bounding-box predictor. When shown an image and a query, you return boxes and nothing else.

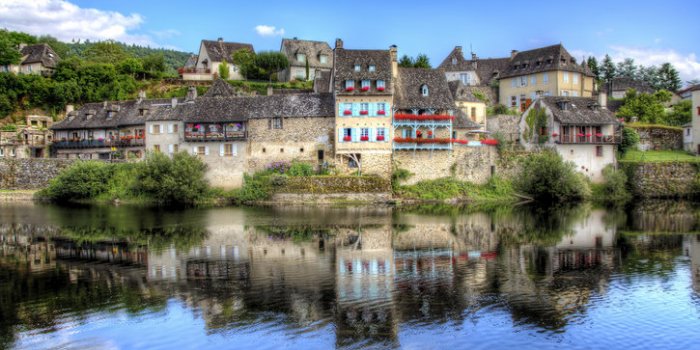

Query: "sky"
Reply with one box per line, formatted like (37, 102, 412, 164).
(1, 0, 700, 81)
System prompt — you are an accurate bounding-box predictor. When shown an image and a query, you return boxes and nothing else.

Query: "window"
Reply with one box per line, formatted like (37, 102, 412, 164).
(197, 146, 206, 156)
(342, 128, 352, 142)
(151, 124, 161, 134)
(369, 64, 376, 72)
(361, 80, 370, 90)
(153, 145, 161, 153)
(272, 117, 283, 129)
(0, 148, 3, 157)
(360, 128, 369, 140)
(360, 103, 369, 112)
(421, 84, 429, 96)
(563, 72, 569, 83)
(297, 53, 306, 62)
(223, 144, 234, 156)
(687, 128, 691, 136)
(376, 128, 386, 141)
(168, 144, 179, 154)
(572, 91, 579, 97)
(377, 102, 386, 113)
(511, 96, 517, 107)
(596, 145, 603, 157)
(460, 73, 470, 85)
(573, 73, 579, 84)
(531, 75, 536, 85)
(520, 76, 528, 87)
(470, 107, 476, 121)
(319, 55, 328, 64)
(451, 57, 457, 65)
(354, 64, 361, 72)
(543, 73, 549, 84)
(345, 80, 355, 89)
(377, 80, 386, 90)
(511, 78, 516, 87)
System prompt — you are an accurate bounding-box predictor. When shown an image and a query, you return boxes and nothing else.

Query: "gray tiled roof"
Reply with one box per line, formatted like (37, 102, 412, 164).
(438, 47, 510, 86)
(602, 77, 655, 94)
(500, 44, 594, 79)
(447, 81, 495, 104)
(333, 48, 393, 95)
(201, 39, 254, 62)
(453, 109, 481, 129)
(281, 39, 333, 69)
(394, 68, 454, 110)
(540, 96, 619, 125)
(20, 43, 60, 68)
(52, 99, 158, 130)
(183, 55, 198, 68)
(203, 79, 236, 98)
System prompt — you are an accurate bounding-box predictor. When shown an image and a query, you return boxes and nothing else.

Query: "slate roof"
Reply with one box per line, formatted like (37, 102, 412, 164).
(447, 81, 496, 104)
(602, 77, 655, 94)
(333, 48, 393, 95)
(540, 96, 619, 125)
(394, 68, 454, 110)
(183, 55, 198, 68)
(52, 99, 159, 130)
(453, 109, 481, 129)
(20, 43, 60, 68)
(201, 39, 254, 62)
(438, 47, 510, 86)
(281, 39, 333, 69)
(203, 79, 236, 98)
(500, 44, 594, 79)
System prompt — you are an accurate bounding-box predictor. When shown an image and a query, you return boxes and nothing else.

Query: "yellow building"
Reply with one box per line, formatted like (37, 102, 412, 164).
(448, 81, 491, 128)
(498, 44, 595, 110)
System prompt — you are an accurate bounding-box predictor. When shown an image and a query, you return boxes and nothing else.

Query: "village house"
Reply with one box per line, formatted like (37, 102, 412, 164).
(181, 38, 254, 81)
(438, 46, 509, 91)
(500, 44, 596, 110)
(332, 39, 395, 177)
(278, 38, 333, 82)
(0, 115, 53, 159)
(519, 95, 620, 182)
(1, 43, 60, 75)
(447, 81, 491, 128)
(602, 77, 655, 99)
(684, 89, 700, 154)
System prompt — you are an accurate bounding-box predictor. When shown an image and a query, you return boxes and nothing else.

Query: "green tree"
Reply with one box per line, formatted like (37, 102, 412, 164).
(118, 57, 143, 78)
(40, 161, 112, 202)
(0, 35, 21, 65)
(656, 62, 682, 91)
(617, 89, 670, 123)
(638, 65, 659, 89)
(413, 53, 431, 68)
(218, 60, 230, 80)
(255, 51, 289, 80)
(664, 99, 692, 126)
(515, 150, 590, 202)
(136, 151, 209, 204)
(232, 48, 256, 79)
(587, 56, 600, 81)
(616, 58, 637, 78)
(600, 54, 617, 84)
(83, 40, 129, 64)
(398, 54, 413, 68)
(36, 35, 72, 58)
(142, 53, 166, 78)
(619, 127, 640, 154)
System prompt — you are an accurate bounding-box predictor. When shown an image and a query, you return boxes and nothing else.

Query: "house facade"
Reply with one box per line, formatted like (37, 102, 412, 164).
(278, 38, 333, 82)
(448, 81, 490, 128)
(332, 39, 395, 177)
(182, 38, 254, 81)
(688, 90, 700, 154)
(1, 43, 60, 75)
(438, 46, 509, 90)
(0, 115, 53, 159)
(499, 45, 596, 110)
(519, 96, 620, 182)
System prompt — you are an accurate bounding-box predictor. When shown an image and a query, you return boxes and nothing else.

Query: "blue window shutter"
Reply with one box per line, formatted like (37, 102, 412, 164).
(352, 128, 359, 142)
(369, 128, 374, 142)
(369, 103, 375, 116)
(338, 128, 343, 143)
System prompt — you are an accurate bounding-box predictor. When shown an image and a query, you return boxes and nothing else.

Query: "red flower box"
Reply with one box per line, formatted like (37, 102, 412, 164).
(585, 133, 592, 137)
(377, 135, 385, 141)
(377, 86, 385, 91)
(377, 110, 386, 115)
(481, 139, 499, 146)
(361, 86, 370, 91)
(552, 133, 559, 137)
(360, 110, 368, 115)
(343, 136, 352, 142)
(451, 139, 468, 144)
(345, 86, 355, 92)
(360, 136, 369, 141)
(343, 110, 352, 115)
(394, 114, 455, 121)
(595, 133, 603, 137)
(394, 137, 451, 144)
(577, 133, 585, 137)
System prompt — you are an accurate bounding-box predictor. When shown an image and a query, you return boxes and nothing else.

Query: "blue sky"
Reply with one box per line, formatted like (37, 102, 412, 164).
(2, 0, 699, 80)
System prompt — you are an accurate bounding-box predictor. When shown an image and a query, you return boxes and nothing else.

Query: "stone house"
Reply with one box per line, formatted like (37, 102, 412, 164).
(500, 44, 596, 110)
(438, 46, 509, 90)
(448, 81, 491, 129)
(182, 38, 254, 81)
(519, 95, 620, 182)
(602, 77, 655, 99)
(1, 43, 60, 75)
(0, 115, 53, 159)
(278, 38, 333, 82)
(332, 39, 395, 178)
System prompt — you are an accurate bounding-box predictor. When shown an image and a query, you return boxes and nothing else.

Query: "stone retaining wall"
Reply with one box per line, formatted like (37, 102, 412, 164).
(0, 159, 75, 190)
(621, 161, 698, 198)
(393, 145, 499, 185)
(630, 125, 683, 151)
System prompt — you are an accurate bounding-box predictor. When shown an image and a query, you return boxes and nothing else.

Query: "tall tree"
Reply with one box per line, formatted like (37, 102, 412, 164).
(616, 58, 637, 79)
(587, 56, 600, 81)
(656, 62, 682, 91)
(0, 35, 21, 66)
(398, 55, 413, 68)
(218, 60, 230, 80)
(600, 54, 617, 84)
(142, 53, 166, 78)
(83, 40, 129, 64)
(637, 65, 659, 89)
(413, 53, 431, 68)
(231, 48, 255, 80)
(254, 51, 289, 80)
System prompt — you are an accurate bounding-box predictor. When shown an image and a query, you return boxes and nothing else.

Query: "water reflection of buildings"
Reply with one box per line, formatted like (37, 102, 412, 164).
(684, 235, 700, 293)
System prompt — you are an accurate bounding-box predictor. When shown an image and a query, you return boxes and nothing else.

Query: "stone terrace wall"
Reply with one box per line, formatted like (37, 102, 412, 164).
(630, 125, 683, 151)
(486, 114, 520, 142)
(621, 161, 698, 198)
(0, 159, 75, 189)
(393, 145, 499, 185)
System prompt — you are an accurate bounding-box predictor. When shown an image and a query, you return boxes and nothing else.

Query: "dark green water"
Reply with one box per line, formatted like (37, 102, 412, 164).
(1, 201, 699, 349)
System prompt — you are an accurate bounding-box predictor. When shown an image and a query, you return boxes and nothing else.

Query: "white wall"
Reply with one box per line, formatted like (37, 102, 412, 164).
(691, 91, 700, 153)
(556, 144, 616, 182)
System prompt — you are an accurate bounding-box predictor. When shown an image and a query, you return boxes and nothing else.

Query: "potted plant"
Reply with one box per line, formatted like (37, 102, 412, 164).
(360, 110, 368, 115)
(361, 86, 370, 92)
(377, 135, 385, 141)
(360, 135, 369, 141)
(377, 86, 385, 92)
(343, 109, 352, 115)
(377, 110, 386, 115)
(346, 86, 355, 92)
(343, 135, 352, 142)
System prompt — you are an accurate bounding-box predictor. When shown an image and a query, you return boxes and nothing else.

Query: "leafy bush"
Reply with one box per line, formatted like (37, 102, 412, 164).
(269, 174, 288, 187)
(593, 165, 631, 204)
(230, 174, 272, 203)
(391, 168, 413, 190)
(1, 123, 17, 131)
(266, 161, 290, 174)
(395, 176, 515, 202)
(515, 150, 590, 202)
(619, 127, 640, 154)
(136, 152, 209, 204)
(40, 161, 112, 201)
(287, 161, 314, 177)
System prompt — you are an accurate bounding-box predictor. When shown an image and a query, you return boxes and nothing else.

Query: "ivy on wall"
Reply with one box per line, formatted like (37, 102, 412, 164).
(523, 106, 549, 144)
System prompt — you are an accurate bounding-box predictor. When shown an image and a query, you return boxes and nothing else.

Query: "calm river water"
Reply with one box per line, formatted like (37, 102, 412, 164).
(1, 201, 700, 349)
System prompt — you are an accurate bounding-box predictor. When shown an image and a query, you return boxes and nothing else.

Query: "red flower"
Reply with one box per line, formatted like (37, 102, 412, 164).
(394, 114, 455, 121)
(343, 136, 352, 141)
(377, 86, 385, 91)
(552, 133, 559, 137)
(377, 135, 385, 141)
(451, 139, 468, 144)
(345, 86, 355, 92)
(595, 133, 603, 137)
(481, 139, 499, 146)
(343, 110, 352, 115)
(361, 86, 370, 91)
(360, 110, 368, 115)
(577, 133, 585, 137)
(360, 136, 369, 141)
(377, 110, 386, 115)
(394, 137, 451, 144)
(585, 133, 592, 137)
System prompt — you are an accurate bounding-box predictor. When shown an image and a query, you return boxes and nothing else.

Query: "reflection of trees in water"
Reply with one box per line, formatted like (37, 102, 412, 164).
(55, 225, 209, 252)
(498, 203, 591, 246)
(625, 200, 700, 233)
(617, 233, 684, 277)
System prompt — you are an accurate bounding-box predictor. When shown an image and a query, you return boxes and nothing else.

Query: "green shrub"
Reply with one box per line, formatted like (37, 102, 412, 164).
(619, 127, 640, 154)
(231, 174, 272, 202)
(98, 162, 142, 201)
(269, 174, 288, 187)
(594, 165, 631, 204)
(136, 151, 209, 204)
(287, 161, 314, 177)
(1, 124, 17, 131)
(40, 161, 111, 201)
(515, 150, 590, 202)
(391, 168, 413, 190)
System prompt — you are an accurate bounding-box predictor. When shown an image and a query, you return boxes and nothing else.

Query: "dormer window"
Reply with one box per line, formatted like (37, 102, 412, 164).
(421, 84, 429, 97)
(546, 58, 552, 64)
(369, 65, 376, 72)
(107, 111, 114, 119)
(354, 64, 361, 72)
(139, 108, 146, 116)
(319, 54, 328, 64)
(297, 53, 306, 63)
(377, 80, 386, 92)
(452, 57, 457, 65)
(361, 80, 370, 91)
(345, 80, 355, 91)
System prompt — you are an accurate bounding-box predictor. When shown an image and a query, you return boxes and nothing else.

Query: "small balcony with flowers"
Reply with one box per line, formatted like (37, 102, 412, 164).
(392, 113, 454, 150)
(184, 122, 247, 142)
(551, 124, 620, 145)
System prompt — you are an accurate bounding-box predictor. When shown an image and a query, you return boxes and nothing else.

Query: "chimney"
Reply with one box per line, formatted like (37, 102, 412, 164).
(171, 97, 178, 108)
(511, 50, 518, 58)
(455, 46, 462, 54)
(186, 86, 197, 101)
(218, 37, 223, 42)
(471, 52, 477, 60)
(389, 45, 398, 78)
(65, 104, 74, 114)
(267, 85, 273, 96)
(598, 93, 607, 109)
(335, 38, 343, 49)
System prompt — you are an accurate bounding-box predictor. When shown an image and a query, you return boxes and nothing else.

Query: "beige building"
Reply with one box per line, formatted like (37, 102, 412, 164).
(500, 45, 596, 110)
(447, 81, 490, 128)
(182, 38, 253, 81)
(278, 38, 333, 82)
(1, 43, 60, 75)
(686, 89, 700, 154)
(0, 115, 53, 159)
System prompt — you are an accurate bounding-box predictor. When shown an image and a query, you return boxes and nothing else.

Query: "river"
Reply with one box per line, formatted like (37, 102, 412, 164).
(1, 201, 699, 349)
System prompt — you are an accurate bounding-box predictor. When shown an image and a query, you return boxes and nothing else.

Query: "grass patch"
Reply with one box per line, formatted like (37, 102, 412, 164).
(395, 177, 517, 203)
(626, 123, 683, 132)
(620, 150, 699, 162)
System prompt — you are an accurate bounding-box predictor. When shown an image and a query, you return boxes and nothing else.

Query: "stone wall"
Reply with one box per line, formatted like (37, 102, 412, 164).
(630, 125, 683, 151)
(334, 151, 392, 178)
(486, 114, 520, 142)
(0, 159, 75, 189)
(393, 145, 499, 185)
(621, 161, 698, 198)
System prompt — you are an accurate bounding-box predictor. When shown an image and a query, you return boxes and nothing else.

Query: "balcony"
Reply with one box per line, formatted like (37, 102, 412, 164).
(554, 134, 619, 144)
(393, 114, 454, 127)
(53, 138, 145, 149)
(393, 137, 452, 151)
(184, 131, 247, 142)
(180, 67, 212, 74)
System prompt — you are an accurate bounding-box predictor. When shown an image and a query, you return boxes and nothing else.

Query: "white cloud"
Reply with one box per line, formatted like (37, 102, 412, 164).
(254, 25, 285, 37)
(151, 29, 180, 39)
(608, 46, 700, 81)
(0, 0, 157, 46)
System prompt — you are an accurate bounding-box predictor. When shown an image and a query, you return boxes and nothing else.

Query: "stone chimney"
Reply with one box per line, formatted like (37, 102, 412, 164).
(511, 50, 519, 58)
(218, 37, 223, 42)
(598, 92, 607, 110)
(186, 86, 197, 101)
(455, 46, 462, 54)
(267, 85, 273, 96)
(171, 97, 178, 108)
(335, 38, 343, 49)
(389, 45, 398, 78)
(65, 104, 74, 114)
(471, 52, 477, 60)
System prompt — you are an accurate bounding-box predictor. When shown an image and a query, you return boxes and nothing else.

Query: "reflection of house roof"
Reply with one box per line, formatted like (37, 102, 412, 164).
(20, 43, 60, 68)
(501, 44, 594, 79)
(394, 68, 454, 110)
(280, 38, 333, 68)
(203, 79, 236, 98)
(201, 39, 254, 62)
(602, 77, 654, 94)
(447, 81, 495, 104)
(334, 48, 393, 95)
(540, 96, 619, 125)
(438, 48, 510, 86)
